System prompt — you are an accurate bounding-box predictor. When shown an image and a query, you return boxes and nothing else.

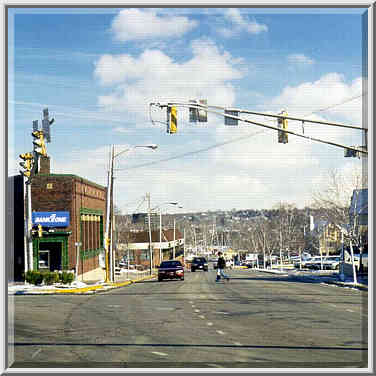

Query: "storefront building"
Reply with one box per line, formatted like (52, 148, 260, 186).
(11, 157, 107, 280)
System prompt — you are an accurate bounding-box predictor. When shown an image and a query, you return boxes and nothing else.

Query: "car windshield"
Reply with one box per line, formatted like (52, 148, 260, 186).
(160, 261, 181, 268)
(193, 258, 206, 263)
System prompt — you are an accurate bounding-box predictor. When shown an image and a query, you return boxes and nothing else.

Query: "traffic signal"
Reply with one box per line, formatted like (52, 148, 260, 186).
(32, 130, 47, 156)
(167, 106, 177, 134)
(278, 110, 288, 144)
(197, 99, 208, 122)
(344, 147, 359, 158)
(19, 152, 34, 179)
(38, 224, 43, 238)
(225, 109, 239, 126)
(189, 100, 199, 122)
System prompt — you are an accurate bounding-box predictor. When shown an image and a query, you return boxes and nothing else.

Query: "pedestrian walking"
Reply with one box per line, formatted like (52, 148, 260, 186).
(216, 251, 230, 282)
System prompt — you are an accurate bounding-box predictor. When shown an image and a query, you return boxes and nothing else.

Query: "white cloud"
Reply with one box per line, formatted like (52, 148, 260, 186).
(287, 53, 315, 65)
(94, 39, 245, 115)
(270, 73, 363, 127)
(217, 9, 268, 38)
(111, 9, 197, 42)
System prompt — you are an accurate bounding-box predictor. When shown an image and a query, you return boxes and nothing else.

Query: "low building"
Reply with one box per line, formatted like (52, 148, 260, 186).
(10, 156, 107, 281)
(119, 229, 184, 268)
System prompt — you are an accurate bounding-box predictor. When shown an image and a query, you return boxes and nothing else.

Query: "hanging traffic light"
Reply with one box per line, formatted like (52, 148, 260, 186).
(189, 100, 199, 122)
(197, 99, 208, 122)
(224, 109, 239, 126)
(167, 106, 177, 134)
(278, 110, 288, 144)
(32, 130, 47, 156)
(344, 147, 360, 158)
(19, 152, 34, 179)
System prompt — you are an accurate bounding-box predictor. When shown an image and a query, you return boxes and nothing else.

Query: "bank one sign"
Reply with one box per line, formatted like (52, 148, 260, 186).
(32, 211, 70, 227)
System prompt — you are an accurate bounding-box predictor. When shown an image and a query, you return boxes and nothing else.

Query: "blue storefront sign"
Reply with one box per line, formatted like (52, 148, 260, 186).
(32, 211, 70, 227)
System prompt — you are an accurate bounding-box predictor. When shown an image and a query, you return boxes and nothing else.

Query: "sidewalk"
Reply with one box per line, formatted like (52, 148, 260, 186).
(254, 267, 368, 291)
(8, 268, 156, 295)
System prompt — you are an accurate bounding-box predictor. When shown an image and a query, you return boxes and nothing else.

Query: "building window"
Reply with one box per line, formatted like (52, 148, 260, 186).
(80, 210, 104, 255)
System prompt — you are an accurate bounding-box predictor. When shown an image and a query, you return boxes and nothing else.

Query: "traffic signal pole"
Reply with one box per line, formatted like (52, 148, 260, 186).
(27, 181, 33, 271)
(23, 175, 29, 275)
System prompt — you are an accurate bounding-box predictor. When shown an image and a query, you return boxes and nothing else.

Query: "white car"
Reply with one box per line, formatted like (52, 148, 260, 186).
(322, 256, 341, 270)
(225, 259, 234, 268)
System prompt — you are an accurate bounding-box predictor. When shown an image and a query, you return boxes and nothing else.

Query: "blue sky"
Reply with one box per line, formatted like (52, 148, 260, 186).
(8, 7, 368, 213)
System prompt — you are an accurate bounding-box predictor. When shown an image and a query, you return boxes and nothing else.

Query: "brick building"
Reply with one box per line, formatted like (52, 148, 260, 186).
(11, 156, 107, 280)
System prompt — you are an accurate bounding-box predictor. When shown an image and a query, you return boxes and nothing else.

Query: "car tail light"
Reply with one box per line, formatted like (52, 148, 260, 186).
(176, 270, 183, 275)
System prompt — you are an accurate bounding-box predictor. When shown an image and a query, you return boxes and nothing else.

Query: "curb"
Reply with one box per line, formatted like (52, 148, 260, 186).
(252, 268, 368, 291)
(11, 274, 157, 295)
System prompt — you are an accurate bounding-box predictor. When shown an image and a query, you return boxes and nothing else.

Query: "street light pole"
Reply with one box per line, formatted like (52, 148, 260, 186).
(146, 193, 153, 275)
(173, 218, 176, 259)
(105, 144, 157, 283)
(159, 208, 162, 265)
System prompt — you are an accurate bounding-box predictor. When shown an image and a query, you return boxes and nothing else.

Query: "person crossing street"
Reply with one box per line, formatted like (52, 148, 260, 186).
(216, 251, 230, 282)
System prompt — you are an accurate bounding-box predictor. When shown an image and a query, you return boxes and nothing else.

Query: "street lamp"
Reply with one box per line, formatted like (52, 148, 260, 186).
(104, 144, 158, 283)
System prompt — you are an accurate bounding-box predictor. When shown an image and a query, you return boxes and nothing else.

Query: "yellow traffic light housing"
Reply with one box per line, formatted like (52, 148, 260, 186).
(278, 110, 288, 144)
(32, 130, 47, 156)
(168, 106, 177, 134)
(19, 152, 34, 179)
(38, 224, 43, 238)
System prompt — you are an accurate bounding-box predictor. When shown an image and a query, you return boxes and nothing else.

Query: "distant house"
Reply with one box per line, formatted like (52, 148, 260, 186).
(118, 229, 184, 268)
(318, 222, 343, 255)
(349, 188, 368, 236)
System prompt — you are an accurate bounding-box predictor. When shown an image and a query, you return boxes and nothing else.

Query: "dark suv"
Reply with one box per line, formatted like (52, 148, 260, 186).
(191, 257, 208, 272)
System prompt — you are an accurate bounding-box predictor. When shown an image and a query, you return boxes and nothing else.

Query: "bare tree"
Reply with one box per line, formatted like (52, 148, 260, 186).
(311, 166, 366, 226)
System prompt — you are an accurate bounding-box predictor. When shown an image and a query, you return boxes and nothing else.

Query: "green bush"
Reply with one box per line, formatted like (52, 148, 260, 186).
(25, 270, 44, 285)
(42, 271, 59, 285)
(60, 271, 75, 285)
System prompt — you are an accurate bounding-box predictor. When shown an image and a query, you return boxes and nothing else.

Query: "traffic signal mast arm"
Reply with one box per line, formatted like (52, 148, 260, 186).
(150, 102, 367, 155)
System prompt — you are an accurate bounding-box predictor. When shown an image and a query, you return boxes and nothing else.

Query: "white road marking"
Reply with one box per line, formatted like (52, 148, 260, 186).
(346, 309, 354, 313)
(151, 351, 168, 357)
(330, 304, 337, 308)
(31, 348, 42, 358)
(189, 301, 193, 304)
(234, 342, 242, 346)
(216, 311, 229, 315)
(198, 315, 205, 319)
(216, 330, 225, 335)
(207, 322, 213, 326)
(194, 309, 200, 313)
(207, 363, 222, 368)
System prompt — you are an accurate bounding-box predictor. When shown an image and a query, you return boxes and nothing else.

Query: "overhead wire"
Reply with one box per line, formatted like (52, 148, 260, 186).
(124, 93, 366, 170)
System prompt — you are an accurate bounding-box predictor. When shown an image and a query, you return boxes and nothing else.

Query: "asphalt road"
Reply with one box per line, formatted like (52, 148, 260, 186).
(10, 268, 368, 369)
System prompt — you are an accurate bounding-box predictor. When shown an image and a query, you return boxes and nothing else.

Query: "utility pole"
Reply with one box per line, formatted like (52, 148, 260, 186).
(27, 180, 33, 271)
(159, 209, 162, 265)
(183, 228, 186, 266)
(104, 147, 113, 283)
(173, 218, 176, 259)
(146, 193, 153, 274)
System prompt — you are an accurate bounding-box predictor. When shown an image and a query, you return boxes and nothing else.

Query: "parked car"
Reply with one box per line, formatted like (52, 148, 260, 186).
(322, 256, 341, 270)
(158, 260, 184, 282)
(304, 256, 323, 270)
(191, 257, 209, 272)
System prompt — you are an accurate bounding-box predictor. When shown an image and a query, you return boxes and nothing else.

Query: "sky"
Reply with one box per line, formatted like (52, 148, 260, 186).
(7, 7, 369, 214)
